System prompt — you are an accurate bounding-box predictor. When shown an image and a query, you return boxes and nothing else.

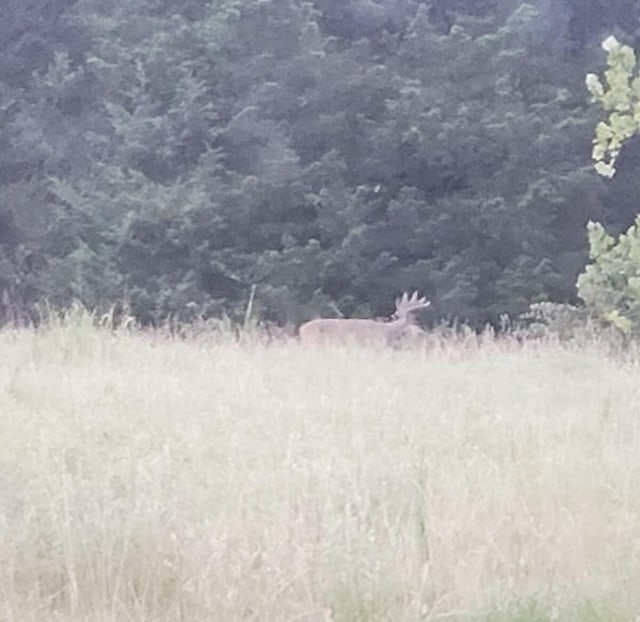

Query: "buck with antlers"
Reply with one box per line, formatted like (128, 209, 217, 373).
(298, 291, 430, 346)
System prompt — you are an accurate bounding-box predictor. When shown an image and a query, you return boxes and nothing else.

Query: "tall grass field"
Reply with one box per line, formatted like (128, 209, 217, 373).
(1, 314, 640, 621)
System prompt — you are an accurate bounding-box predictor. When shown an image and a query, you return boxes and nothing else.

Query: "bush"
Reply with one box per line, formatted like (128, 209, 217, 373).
(576, 217, 640, 338)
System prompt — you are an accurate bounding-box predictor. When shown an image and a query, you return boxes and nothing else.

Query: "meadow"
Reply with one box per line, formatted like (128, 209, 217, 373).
(1, 314, 639, 621)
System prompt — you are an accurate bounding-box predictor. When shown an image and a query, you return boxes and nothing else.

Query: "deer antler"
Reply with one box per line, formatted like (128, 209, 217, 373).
(395, 291, 430, 317)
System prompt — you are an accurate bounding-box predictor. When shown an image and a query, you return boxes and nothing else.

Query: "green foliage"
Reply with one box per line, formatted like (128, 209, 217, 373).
(573, 36, 640, 341)
(586, 36, 640, 177)
(520, 301, 590, 341)
(576, 217, 640, 336)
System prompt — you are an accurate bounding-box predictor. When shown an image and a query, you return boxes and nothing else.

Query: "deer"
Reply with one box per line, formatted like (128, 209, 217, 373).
(298, 291, 430, 346)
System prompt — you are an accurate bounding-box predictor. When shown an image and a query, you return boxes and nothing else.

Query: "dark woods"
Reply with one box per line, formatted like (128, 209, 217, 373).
(0, 0, 638, 328)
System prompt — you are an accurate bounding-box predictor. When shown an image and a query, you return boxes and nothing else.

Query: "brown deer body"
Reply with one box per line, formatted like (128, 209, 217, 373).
(299, 292, 430, 346)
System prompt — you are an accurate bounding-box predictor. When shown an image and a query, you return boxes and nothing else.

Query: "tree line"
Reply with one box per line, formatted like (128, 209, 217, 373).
(1, 0, 639, 329)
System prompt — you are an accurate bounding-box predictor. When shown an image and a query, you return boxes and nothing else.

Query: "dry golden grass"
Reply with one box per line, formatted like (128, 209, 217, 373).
(1, 315, 639, 621)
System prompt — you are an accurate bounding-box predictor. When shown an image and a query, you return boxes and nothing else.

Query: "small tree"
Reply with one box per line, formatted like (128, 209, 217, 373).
(576, 36, 640, 336)
(586, 36, 640, 178)
(577, 218, 640, 336)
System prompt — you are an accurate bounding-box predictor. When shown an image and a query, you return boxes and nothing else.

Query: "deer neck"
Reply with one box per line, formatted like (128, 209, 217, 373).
(385, 314, 411, 339)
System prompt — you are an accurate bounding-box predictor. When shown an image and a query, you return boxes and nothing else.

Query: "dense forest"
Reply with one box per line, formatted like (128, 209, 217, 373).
(1, 0, 639, 328)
